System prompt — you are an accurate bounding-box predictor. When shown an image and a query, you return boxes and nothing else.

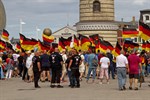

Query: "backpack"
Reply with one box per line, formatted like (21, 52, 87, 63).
(92, 55, 98, 67)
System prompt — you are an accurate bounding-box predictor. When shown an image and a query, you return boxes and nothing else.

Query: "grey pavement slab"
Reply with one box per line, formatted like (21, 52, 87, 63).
(0, 77, 150, 100)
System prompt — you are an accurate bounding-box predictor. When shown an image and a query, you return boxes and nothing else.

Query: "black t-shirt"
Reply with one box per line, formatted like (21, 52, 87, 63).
(18, 56, 24, 64)
(2, 54, 8, 62)
(32, 56, 40, 71)
(71, 55, 81, 69)
(49, 52, 63, 69)
(65, 57, 71, 69)
(40, 54, 50, 67)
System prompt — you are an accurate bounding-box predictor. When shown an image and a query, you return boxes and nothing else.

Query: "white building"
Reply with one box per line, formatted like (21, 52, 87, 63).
(53, 25, 77, 43)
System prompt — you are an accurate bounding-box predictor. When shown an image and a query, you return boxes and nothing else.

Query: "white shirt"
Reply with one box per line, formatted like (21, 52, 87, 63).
(12, 54, 20, 61)
(62, 54, 67, 63)
(26, 54, 34, 69)
(100, 57, 110, 68)
(116, 54, 128, 68)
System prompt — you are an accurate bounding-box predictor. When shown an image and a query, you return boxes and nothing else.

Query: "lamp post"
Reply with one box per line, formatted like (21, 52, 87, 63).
(20, 19, 26, 33)
(36, 26, 41, 40)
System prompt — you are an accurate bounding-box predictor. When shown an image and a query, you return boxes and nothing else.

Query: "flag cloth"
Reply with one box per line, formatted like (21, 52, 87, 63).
(79, 34, 91, 51)
(122, 28, 138, 38)
(42, 34, 54, 45)
(58, 38, 65, 52)
(89, 34, 100, 47)
(112, 41, 122, 57)
(73, 35, 79, 51)
(142, 41, 147, 51)
(146, 41, 150, 52)
(6, 42, 13, 51)
(2, 29, 9, 41)
(60, 37, 72, 51)
(21, 38, 38, 51)
(16, 43, 21, 52)
(0, 39, 6, 49)
(19, 33, 26, 43)
(139, 21, 150, 41)
(99, 40, 108, 53)
(38, 40, 50, 51)
(123, 40, 139, 51)
(103, 40, 114, 51)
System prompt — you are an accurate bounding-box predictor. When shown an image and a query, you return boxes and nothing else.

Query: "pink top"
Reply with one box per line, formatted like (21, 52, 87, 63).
(128, 54, 141, 74)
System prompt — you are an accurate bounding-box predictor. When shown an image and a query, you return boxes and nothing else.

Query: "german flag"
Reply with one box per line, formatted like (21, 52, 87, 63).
(58, 38, 65, 52)
(21, 38, 38, 51)
(145, 41, 150, 52)
(0, 39, 6, 49)
(99, 40, 108, 53)
(79, 34, 91, 51)
(42, 34, 54, 45)
(103, 40, 114, 51)
(112, 41, 122, 57)
(38, 40, 50, 51)
(16, 43, 21, 52)
(2, 29, 9, 41)
(89, 34, 100, 47)
(122, 28, 138, 38)
(61, 37, 72, 47)
(124, 40, 139, 51)
(139, 21, 150, 41)
(19, 33, 26, 43)
(6, 42, 13, 50)
(142, 41, 147, 50)
(73, 35, 79, 50)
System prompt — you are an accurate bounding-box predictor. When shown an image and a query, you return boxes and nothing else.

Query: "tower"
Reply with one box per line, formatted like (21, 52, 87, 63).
(0, 0, 6, 32)
(76, 0, 118, 46)
(80, 0, 115, 22)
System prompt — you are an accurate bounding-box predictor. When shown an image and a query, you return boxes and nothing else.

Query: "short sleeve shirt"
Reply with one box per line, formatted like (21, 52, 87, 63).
(100, 57, 110, 68)
(71, 55, 81, 69)
(32, 56, 40, 71)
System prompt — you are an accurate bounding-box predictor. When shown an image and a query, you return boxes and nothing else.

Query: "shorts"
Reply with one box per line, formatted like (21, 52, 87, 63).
(79, 65, 85, 73)
(99, 68, 109, 79)
(62, 64, 67, 74)
(129, 74, 139, 79)
(42, 67, 50, 71)
(28, 67, 33, 76)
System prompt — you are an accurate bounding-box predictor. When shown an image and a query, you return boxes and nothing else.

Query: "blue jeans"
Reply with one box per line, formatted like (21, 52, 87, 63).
(86, 68, 96, 80)
(108, 62, 115, 79)
(67, 70, 72, 85)
(147, 64, 150, 75)
(117, 68, 127, 89)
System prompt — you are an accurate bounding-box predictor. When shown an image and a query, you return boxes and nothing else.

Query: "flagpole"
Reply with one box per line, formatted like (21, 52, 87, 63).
(20, 19, 22, 33)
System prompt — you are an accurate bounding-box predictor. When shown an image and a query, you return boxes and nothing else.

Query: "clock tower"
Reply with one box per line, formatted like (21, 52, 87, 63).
(76, 0, 118, 46)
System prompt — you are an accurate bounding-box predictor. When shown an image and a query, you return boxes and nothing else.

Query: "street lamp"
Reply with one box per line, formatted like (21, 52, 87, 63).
(20, 19, 26, 33)
(36, 26, 41, 39)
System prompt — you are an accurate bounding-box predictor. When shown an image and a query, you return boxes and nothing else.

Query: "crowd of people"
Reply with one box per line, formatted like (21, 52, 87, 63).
(0, 47, 150, 90)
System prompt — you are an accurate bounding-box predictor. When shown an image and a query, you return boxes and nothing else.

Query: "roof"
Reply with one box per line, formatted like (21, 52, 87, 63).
(140, 9, 150, 12)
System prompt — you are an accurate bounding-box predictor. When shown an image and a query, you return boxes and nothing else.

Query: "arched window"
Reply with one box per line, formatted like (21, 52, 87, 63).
(93, 0, 101, 13)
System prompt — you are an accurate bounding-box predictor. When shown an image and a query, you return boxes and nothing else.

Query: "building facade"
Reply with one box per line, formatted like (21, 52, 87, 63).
(0, 0, 6, 33)
(76, 0, 118, 46)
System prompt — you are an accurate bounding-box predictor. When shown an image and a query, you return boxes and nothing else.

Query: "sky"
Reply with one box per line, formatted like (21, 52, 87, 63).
(2, 0, 150, 39)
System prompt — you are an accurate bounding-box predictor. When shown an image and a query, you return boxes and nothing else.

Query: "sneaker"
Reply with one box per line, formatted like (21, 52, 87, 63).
(119, 88, 123, 91)
(57, 85, 63, 88)
(75, 85, 80, 88)
(35, 86, 41, 88)
(129, 87, 132, 90)
(50, 85, 56, 88)
(123, 86, 126, 90)
(134, 87, 138, 90)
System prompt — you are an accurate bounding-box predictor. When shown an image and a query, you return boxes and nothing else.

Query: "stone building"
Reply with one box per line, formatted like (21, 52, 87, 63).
(75, 0, 118, 46)
(0, 0, 6, 33)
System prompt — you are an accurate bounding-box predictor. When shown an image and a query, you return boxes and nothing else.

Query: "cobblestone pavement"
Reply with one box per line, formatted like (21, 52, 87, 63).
(0, 76, 150, 100)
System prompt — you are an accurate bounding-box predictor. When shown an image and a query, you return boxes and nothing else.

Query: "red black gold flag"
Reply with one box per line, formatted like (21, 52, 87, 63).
(73, 35, 79, 50)
(78, 34, 91, 51)
(58, 38, 65, 51)
(19, 33, 26, 43)
(2, 29, 9, 41)
(16, 43, 21, 52)
(42, 34, 54, 45)
(99, 40, 108, 53)
(112, 41, 122, 57)
(38, 40, 50, 51)
(122, 28, 138, 38)
(139, 21, 150, 41)
(0, 39, 6, 49)
(103, 40, 114, 51)
(61, 37, 72, 47)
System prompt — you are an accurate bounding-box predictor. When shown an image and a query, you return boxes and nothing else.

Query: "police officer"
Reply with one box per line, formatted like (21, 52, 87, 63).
(68, 49, 82, 88)
(49, 48, 63, 88)
(32, 51, 41, 88)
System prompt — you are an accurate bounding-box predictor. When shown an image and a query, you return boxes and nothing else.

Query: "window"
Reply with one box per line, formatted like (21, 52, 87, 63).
(93, 0, 100, 13)
(145, 16, 149, 20)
